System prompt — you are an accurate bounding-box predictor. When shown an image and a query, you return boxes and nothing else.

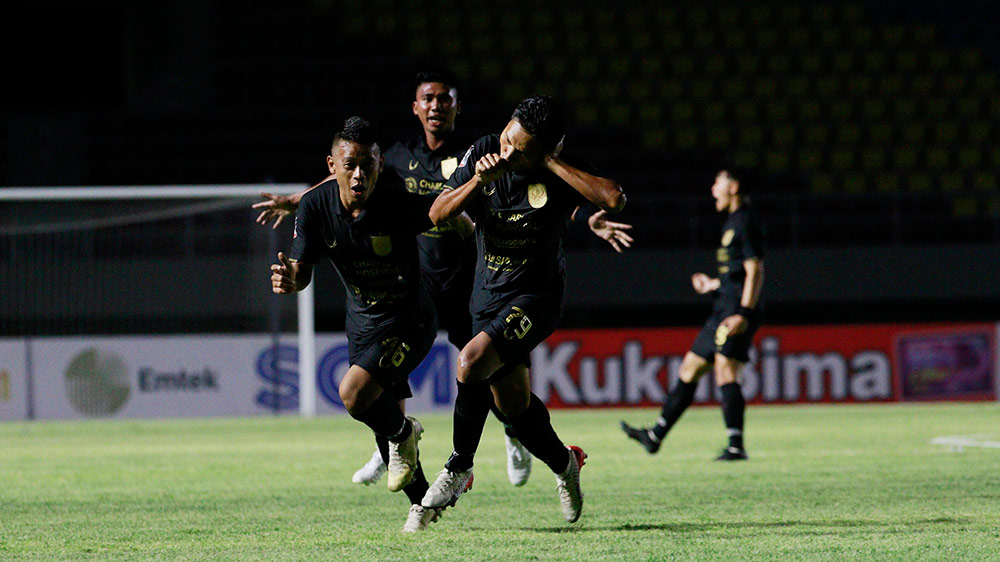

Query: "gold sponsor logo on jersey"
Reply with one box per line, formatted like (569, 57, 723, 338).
(404, 177, 418, 193)
(528, 183, 548, 208)
(408, 160, 419, 171)
(371, 235, 392, 256)
(721, 229, 735, 247)
(441, 157, 458, 180)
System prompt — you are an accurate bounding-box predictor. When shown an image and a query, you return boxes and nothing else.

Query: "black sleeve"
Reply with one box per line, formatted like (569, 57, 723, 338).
(383, 141, 410, 178)
(444, 136, 493, 191)
(743, 212, 766, 260)
(289, 192, 322, 264)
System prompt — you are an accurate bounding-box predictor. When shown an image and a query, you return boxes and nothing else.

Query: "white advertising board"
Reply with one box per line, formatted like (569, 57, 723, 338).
(0, 340, 28, 420)
(3, 333, 456, 421)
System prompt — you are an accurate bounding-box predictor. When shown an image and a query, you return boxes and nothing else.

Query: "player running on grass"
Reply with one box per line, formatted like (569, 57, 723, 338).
(621, 168, 765, 461)
(269, 116, 472, 531)
(421, 95, 626, 524)
(255, 69, 634, 489)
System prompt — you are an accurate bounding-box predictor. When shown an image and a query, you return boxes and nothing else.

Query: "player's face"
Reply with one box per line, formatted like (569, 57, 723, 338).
(327, 140, 383, 209)
(413, 82, 459, 137)
(711, 171, 738, 212)
(498, 119, 547, 171)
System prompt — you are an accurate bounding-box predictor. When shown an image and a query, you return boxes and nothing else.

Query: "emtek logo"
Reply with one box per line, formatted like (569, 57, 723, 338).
(138, 367, 219, 392)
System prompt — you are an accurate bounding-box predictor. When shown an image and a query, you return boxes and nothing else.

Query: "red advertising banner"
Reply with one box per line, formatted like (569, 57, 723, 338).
(529, 323, 997, 408)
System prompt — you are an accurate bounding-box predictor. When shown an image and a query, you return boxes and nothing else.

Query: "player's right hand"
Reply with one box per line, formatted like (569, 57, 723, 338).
(691, 273, 719, 294)
(474, 153, 509, 185)
(253, 192, 297, 229)
(271, 252, 296, 294)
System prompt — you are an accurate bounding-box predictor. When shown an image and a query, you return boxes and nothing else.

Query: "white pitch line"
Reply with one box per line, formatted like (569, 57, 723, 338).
(930, 435, 1000, 451)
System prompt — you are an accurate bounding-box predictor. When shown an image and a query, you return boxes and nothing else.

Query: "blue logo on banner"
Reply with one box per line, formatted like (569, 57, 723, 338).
(255, 344, 299, 411)
(256, 340, 454, 412)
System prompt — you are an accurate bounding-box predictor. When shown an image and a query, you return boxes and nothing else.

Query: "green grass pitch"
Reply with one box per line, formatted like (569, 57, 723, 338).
(1, 403, 998, 561)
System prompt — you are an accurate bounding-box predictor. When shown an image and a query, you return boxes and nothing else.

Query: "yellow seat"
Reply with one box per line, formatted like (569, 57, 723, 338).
(933, 122, 960, 143)
(829, 149, 856, 172)
(939, 172, 965, 193)
(843, 174, 867, 194)
(874, 173, 900, 194)
(893, 148, 918, 170)
(861, 147, 886, 171)
(810, 174, 835, 194)
(641, 128, 667, 149)
(906, 172, 933, 193)
(925, 147, 951, 171)
(957, 147, 983, 169)
(798, 150, 823, 172)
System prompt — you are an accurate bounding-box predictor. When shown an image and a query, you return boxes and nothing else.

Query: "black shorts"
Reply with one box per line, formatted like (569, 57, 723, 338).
(350, 322, 435, 400)
(425, 277, 473, 350)
(473, 292, 562, 370)
(690, 303, 762, 363)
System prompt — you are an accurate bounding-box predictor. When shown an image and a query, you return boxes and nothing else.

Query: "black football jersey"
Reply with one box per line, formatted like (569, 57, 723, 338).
(714, 202, 765, 305)
(445, 134, 589, 314)
(289, 169, 436, 338)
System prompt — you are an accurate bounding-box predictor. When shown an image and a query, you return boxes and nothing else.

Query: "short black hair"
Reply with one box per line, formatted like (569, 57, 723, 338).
(414, 67, 460, 93)
(331, 116, 380, 152)
(719, 165, 753, 190)
(511, 95, 567, 149)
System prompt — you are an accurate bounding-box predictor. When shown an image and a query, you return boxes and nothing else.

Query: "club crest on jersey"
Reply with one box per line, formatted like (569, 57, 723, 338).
(441, 157, 458, 180)
(721, 229, 735, 247)
(528, 183, 548, 208)
(371, 235, 392, 256)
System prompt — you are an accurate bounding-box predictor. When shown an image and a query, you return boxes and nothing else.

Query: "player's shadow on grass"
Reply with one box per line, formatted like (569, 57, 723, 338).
(526, 517, 969, 533)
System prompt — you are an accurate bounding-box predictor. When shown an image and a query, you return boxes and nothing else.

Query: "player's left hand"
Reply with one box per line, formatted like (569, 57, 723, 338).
(588, 210, 634, 253)
(253, 192, 298, 229)
(720, 314, 749, 336)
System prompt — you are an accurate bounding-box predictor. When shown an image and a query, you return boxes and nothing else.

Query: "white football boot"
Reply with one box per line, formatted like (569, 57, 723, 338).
(421, 468, 474, 508)
(387, 417, 423, 492)
(505, 434, 532, 486)
(401, 504, 443, 532)
(351, 449, 386, 485)
(555, 446, 587, 523)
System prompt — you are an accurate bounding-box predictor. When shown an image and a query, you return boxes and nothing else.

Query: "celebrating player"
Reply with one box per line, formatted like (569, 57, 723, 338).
(621, 168, 765, 461)
(269, 116, 470, 531)
(420, 95, 626, 524)
(254, 69, 633, 489)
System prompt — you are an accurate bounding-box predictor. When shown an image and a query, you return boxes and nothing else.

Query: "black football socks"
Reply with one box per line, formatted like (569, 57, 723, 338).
(508, 393, 570, 474)
(719, 382, 745, 450)
(353, 391, 410, 441)
(445, 380, 492, 472)
(652, 379, 698, 441)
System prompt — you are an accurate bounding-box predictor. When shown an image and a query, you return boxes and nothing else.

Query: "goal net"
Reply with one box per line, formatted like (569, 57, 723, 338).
(0, 185, 318, 419)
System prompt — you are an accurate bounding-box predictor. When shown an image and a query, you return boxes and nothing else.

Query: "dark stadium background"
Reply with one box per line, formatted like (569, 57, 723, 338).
(3, 0, 998, 334)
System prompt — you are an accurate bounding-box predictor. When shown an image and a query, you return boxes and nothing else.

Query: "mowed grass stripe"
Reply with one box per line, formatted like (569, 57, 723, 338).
(1, 403, 998, 561)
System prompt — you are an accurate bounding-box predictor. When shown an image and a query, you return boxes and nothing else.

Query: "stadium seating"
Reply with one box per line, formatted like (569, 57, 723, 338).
(76, 0, 998, 248)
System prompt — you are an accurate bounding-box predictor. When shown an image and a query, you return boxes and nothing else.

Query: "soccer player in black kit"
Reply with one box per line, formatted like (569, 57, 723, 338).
(269, 116, 471, 531)
(621, 168, 765, 461)
(255, 70, 633, 488)
(421, 95, 626, 524)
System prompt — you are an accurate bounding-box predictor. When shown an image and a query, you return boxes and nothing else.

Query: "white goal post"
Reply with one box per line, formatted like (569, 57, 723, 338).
(0, 184, 319, 417)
